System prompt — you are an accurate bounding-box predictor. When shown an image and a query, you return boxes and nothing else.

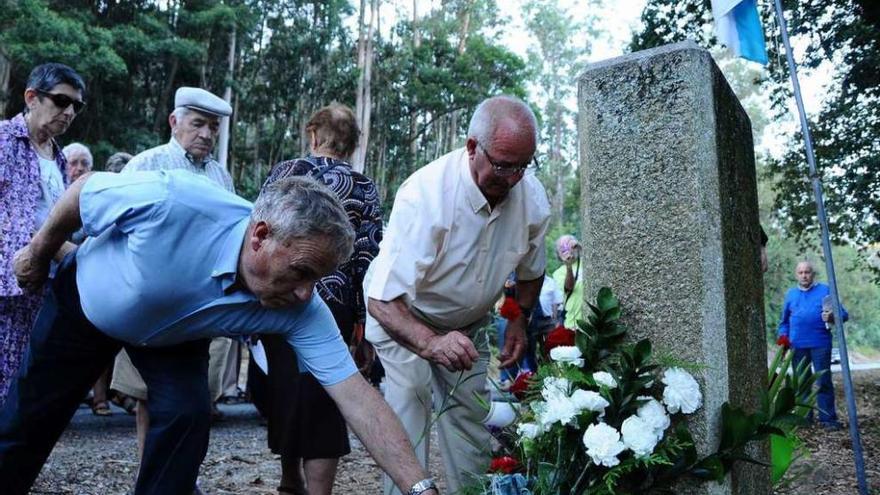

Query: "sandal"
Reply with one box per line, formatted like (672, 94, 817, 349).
(110, 393, 138, 415)
(91, 400, 113, 416)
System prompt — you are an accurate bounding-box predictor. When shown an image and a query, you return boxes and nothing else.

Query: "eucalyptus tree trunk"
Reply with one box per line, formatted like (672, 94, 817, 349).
(408, 0, 420, 161)
(552, 103, 565, 227)
(153, 57, 179, 134)
(218, 25, 236, 172)
(353, 0, 378, 173)
(446, 0, 472, 151)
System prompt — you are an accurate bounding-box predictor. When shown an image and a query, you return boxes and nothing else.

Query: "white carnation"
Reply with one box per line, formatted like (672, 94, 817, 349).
(570, 389, 609, 413)
(582, 422, 627, 467)
(621, 415, 660, 457)
(549, 346, 584, 367)
(541, 377, 571, 401)
(517, 422, 541, 440)
(593, 371, 618, 389)
(636, 397, 670, 441)
(539, 395, 580, 426)
(661, 368, 703, 414)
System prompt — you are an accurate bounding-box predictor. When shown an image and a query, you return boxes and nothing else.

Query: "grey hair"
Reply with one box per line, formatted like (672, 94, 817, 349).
(171, 106, 191, 123)
(62, 142, 93, 167)
(26, 62, 86, 97)
(251, 176, 355, 265)
(467, 95, 538, 146)
(104, 152, 133, 173)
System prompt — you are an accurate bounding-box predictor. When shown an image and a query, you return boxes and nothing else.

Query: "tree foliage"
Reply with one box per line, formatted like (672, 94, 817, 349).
(630, 0, 880, 274)
(0, 0, 529, 205)
(524, 0, 599, 233)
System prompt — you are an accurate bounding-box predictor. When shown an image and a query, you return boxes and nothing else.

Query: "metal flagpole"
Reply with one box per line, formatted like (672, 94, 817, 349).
(770, 1, 868, 493)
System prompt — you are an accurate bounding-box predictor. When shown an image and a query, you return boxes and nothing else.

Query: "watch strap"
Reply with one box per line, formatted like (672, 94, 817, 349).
(407, 478, 437, 495)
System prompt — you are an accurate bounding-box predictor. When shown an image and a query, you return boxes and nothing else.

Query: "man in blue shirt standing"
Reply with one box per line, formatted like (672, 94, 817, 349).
(777, 260, 848, 430)
(3, 170, 439, 495)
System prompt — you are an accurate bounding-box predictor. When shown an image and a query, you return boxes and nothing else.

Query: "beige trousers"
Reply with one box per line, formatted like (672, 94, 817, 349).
(208, 337, 240, 401)
(369, 321, 492, 495)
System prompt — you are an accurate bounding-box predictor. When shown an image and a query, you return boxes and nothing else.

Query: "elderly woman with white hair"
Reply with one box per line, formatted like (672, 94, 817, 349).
(62, 142, 92, 183)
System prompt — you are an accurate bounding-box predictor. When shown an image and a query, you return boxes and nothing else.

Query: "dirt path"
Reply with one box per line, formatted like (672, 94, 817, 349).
(32, 370, 879, 494)
(32, 401, 447, 494)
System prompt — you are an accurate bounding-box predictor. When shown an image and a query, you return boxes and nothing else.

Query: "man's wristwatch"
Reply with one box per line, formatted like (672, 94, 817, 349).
(407, 478, 438, 495)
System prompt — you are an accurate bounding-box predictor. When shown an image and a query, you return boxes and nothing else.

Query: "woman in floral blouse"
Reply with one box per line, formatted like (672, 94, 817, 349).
(0, 63, 85, 404)
(259, 103, 383, 495)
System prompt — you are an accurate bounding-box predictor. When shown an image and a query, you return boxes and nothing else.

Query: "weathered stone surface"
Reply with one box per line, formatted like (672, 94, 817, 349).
(577, 41, 769, 494)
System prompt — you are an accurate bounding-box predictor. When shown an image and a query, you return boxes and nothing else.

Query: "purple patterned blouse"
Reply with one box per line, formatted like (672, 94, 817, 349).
(0, 113, 67, 297)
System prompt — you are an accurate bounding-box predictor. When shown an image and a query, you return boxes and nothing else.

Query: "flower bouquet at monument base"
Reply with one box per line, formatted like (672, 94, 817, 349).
(464, 287, 812, 495)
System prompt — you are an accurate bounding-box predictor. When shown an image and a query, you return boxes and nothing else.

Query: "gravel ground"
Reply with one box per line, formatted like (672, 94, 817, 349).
(32, 400, 448, 495)
(31, 370, 880, 494)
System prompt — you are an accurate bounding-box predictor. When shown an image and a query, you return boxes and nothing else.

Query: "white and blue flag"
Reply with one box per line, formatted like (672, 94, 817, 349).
(710, 0, 768, 64)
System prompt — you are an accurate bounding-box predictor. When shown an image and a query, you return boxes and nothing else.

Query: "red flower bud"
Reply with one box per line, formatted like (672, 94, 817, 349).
(488, 455, 520, 474)
(509, 371, 534, 401)
(776, 335, 791, 349)
(499, 296, 522, 321)
(544, 324, 576, 353)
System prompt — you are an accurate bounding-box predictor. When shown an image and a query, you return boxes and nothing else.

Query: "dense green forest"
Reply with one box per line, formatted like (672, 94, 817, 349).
(2, 0, 877, 350)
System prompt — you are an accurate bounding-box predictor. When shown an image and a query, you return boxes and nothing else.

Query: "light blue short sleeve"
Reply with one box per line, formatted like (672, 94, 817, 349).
(285, 293, 358, 386)
(79, 171, 169, 237)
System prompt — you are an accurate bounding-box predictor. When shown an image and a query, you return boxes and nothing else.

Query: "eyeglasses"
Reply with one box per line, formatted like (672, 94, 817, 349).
(478, 142, 538, 177)
(36, 90, 85, 115)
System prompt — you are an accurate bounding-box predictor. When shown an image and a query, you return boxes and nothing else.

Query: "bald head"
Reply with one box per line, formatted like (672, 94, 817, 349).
(465, 96, 538, 206)
(467, 96, 538, 148)
(795, 261, 816, 289)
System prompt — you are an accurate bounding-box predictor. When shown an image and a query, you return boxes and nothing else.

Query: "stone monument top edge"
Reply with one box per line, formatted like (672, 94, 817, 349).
(578, 40, 710, 81)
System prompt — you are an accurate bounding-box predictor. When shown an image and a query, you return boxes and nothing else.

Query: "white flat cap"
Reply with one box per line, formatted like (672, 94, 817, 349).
(174, 87, 232, 117)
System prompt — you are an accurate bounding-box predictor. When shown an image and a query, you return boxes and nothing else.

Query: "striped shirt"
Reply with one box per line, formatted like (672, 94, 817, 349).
(123, 137, 234, 192)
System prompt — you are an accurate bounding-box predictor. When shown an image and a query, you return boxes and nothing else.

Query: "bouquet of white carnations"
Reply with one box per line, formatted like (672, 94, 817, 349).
(465, 287, 812, 495)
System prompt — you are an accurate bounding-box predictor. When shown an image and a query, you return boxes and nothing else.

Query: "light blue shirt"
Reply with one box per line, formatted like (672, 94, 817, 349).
(75, 170, 356, 386)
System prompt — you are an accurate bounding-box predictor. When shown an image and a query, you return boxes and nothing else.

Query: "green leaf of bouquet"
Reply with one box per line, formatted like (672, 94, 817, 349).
(770, 433, 796, 483)
(756, 424, 787, 437)
(769, 413, 810, 430)
(634, 339, 652, 365)
(720, 404, 755, 451)
(575, 332, 589, 355)
(596, 287, 618, 311)
(602, 326, 626, 339)
(604, 306, 622, 322)
(692, 456, 725, 481)
(772, 387, 796, 419)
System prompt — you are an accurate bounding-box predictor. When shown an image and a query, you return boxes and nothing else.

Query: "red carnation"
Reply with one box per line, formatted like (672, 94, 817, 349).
(544, 324, 576, 353)
(498, 296, 522, 321)
(776, 335, 791, 349)
(508, 371, 534, 401)
(488, 456, 520, 474)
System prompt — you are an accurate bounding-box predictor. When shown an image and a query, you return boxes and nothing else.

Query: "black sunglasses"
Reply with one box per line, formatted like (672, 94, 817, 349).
(36, 90, 85, 115)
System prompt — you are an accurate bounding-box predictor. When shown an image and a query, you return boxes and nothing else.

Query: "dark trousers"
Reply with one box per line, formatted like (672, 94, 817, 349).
(793, 346, 838, 424)
(0, 256, 211, 495)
